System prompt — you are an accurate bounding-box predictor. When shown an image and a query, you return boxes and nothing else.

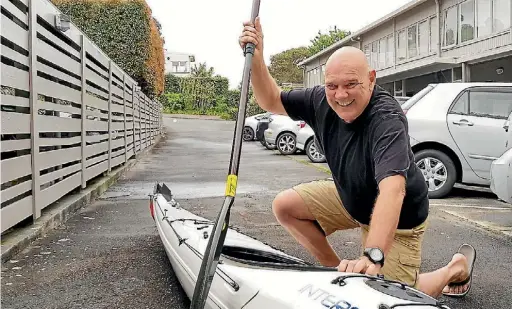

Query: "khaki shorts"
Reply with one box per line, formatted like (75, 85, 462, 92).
(292, 179, 427, 288)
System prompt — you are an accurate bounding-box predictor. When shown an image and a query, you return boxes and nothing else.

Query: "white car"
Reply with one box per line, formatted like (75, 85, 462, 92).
(403, 82, 512, 198)
(296, 125, 326, 163)
(244, 112, 270, 141)
(264, 114, 305, 155)
(490, 112, 512, 204)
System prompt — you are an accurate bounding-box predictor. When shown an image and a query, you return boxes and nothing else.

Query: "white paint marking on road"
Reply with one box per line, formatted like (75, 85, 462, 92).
(441, 209, 511, 238)
(430, 203, 511, 210)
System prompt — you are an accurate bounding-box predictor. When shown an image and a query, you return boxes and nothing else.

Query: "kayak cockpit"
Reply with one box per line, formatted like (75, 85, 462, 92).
(220, 245, 338, 272)
(221, 245, 308, 265)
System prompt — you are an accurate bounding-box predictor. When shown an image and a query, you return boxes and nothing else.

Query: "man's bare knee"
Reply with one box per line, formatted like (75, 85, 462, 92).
(272, 189, 314, 222)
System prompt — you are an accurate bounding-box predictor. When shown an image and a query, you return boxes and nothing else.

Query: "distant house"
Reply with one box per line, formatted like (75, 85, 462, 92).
(298, 0, 512, 97)
(164, 50, 195, 76)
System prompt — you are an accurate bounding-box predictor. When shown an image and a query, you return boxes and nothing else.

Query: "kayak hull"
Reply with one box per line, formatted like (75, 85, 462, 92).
(151, 183, 449, 309)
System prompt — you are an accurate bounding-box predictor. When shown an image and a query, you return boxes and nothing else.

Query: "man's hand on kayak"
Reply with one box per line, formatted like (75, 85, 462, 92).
(337, 256, 382, 276)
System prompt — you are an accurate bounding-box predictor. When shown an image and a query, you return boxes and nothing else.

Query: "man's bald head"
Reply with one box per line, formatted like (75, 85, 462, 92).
(325, 46, 371, 75)
(322, 46, 377, 123)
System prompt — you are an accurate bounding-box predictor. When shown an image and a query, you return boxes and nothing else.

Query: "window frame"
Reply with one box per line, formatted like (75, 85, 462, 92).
(448, 87, 512, 120)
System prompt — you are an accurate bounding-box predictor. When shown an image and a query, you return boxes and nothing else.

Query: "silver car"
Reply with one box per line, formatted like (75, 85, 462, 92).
(404, 82, 512, 198)
(296, 124, 326, 163)
(264, 114, 305, 155)
(490, 112, 512, 204)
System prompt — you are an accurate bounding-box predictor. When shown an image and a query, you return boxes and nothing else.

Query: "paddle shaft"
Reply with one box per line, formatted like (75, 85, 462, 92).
(189, 1, 261, 308)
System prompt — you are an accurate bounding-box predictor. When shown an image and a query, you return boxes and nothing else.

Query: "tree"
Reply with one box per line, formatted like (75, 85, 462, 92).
(308, 26, 351, 56)
(268, 46, 310, 85)
(191, 62, 215, 77)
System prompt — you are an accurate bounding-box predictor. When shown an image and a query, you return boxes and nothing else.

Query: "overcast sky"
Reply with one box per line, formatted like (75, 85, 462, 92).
(145, 0, 412, 89)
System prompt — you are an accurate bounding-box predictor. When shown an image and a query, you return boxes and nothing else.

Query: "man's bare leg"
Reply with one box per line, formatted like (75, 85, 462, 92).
(272, 189, 340, 267)
(417, 253, 470, 298)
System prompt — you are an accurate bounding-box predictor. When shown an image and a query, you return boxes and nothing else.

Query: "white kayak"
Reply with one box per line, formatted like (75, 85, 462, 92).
(151, 183, 450, 309)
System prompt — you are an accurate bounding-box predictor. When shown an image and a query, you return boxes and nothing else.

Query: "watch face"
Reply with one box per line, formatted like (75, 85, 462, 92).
(370, 249, 384, 261)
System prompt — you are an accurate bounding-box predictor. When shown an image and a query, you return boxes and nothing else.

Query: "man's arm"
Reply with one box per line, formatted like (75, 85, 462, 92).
(366, 113, 411, 255)
(239, 17, 287, 115)
(364, 175, 406, 255)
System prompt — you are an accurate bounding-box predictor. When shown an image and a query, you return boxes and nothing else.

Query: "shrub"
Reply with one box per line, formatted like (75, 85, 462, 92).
(52, 0, 165, 98)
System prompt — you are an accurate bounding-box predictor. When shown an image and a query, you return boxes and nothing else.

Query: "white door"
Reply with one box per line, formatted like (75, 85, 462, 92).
(447, 87, 512, 180)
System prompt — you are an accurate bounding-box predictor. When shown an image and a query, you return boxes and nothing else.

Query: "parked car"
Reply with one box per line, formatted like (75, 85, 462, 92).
(244, 112, 270, 141)
(403, 82, 512, 198)
(264, 114, 305, 155)
(296, 124, 326, 163)
(490, 111, 512, 204)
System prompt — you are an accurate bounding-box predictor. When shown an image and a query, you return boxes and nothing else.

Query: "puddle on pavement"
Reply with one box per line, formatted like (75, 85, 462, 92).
(101, 181, 268, 200)
(168, 138, 230, 150)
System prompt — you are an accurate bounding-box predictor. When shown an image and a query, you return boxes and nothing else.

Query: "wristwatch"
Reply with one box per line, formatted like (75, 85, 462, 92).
(363, 247, 385, 267)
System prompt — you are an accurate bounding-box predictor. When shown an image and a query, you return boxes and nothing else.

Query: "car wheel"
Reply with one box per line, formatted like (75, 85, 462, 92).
(414, 149, 457, 199)
(243, 126, 254, 141)
(276, 132, 297, 155)
(306, 138, 326, 163)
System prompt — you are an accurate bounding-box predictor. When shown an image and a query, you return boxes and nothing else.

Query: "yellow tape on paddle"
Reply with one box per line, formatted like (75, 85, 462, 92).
(225, 174, 238, 197)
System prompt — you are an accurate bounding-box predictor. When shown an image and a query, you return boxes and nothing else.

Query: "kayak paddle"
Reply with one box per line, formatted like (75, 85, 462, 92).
(189, 0, 261, 308)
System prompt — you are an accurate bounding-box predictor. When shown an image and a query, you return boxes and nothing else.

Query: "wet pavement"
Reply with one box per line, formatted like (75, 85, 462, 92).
(2, 116, 511, 309)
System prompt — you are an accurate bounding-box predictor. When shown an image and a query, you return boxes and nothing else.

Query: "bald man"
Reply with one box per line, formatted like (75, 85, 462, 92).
(239, 17, 475, 299)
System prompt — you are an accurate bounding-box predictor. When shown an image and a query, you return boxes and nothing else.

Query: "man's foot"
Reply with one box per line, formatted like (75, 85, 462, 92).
(442, 253, 469, 295)
(442, 244, 476, 298)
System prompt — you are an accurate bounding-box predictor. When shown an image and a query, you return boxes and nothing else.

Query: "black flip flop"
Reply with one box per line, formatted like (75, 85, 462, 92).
(442, 244, 476, 298)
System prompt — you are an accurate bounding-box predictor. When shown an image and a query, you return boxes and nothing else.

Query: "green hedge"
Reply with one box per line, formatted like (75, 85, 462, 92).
(52, 0, 165, 98)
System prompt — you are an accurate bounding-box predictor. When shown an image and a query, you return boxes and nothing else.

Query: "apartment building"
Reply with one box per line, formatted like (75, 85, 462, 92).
(298, 0, 512, 96)
(164, 50, 195, 76)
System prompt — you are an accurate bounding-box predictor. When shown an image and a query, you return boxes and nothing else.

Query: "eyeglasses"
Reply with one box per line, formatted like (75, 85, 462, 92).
(326, 81, 364, 91)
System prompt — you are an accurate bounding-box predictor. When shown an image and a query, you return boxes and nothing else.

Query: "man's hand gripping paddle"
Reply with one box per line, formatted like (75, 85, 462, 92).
(189, 1, 261, 308)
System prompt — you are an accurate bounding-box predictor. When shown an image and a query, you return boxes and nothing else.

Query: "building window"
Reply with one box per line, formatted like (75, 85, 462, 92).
(397, 29, 406, 61)
(371, 41, 378, 69)
(477, 0, 492, 37)
(408, 24, 418, 58)
(459, 0, 475, 43)
(429, 16, 438, 53)
(443, 6, 458, 46)
(379, 38, 386, 68)
(320, 64, 325, 84)
(494, 0, 511, 31)
(418, 20, 429, 55)
(386, 35, 394, 66)
(364, 44, 371, 64)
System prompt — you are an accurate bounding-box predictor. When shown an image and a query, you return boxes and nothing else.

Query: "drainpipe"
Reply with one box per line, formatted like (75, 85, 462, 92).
(393, 18, 396, 69)
(435, 0, 441, 57)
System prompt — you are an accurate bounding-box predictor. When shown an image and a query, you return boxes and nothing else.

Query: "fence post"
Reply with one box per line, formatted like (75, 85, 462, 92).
(80, 35, 87, 188)
(108, 60, 112, 173)
(28, 0, 40, 219)
(123, 74, 127, 163)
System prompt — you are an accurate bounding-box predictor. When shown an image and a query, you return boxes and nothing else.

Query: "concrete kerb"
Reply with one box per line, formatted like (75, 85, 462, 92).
(1, 134, 164, 264)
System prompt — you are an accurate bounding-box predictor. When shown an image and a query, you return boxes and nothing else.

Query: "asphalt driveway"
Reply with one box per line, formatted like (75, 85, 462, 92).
(2, 116, 511, 309)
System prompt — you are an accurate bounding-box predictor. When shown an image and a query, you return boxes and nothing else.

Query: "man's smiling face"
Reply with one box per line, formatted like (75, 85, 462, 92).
(324, 47, 376, 123)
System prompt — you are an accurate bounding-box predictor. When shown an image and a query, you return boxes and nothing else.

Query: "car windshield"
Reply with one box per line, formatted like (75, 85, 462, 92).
(401, 84, 437, 110)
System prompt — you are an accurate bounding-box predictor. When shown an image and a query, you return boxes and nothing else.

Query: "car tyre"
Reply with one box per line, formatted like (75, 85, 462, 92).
(276, 132, 297, 155)
(306, 138, 326, 163)
(414, 149, 457, 199)
(243, 126, 254, 141)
